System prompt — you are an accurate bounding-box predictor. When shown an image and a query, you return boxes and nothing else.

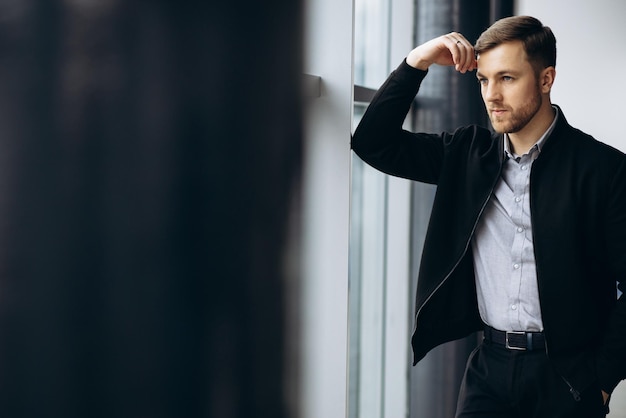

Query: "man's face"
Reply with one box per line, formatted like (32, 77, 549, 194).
(476, 41, 543, 134)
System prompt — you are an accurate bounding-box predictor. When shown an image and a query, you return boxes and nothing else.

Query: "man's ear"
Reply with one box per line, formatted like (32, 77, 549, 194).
(540, 66, 556, 94)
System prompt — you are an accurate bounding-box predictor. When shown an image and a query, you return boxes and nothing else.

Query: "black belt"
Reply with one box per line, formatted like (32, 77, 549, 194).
(483, 326, 546, 351)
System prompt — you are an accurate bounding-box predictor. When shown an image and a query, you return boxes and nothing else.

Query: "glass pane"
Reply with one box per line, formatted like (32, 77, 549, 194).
(349, 105, 388, 418)
(354, 0, 391, 88)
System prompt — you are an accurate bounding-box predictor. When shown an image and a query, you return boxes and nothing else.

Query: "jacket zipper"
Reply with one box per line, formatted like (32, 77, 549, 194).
(413, 158, 505, 332)
(562, 377, 582, 402)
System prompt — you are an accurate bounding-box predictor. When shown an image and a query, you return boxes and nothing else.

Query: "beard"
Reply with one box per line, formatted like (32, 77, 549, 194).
(488, 88, 543, 134)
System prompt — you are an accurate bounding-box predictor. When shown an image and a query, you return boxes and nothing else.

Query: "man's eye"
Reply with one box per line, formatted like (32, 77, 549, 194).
(477, 78, 487, 85)
(502, 76, 513, 82)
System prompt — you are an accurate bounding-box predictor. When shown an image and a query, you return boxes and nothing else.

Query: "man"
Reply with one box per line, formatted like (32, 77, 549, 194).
(352, 15, 626, 417)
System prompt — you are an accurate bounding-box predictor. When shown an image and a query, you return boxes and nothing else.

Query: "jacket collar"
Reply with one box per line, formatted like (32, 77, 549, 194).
(540, 104, 570, 155)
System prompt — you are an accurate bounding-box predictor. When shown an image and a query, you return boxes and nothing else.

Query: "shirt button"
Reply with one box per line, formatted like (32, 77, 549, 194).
(517, 227, 524, 233)
(515, 197, 521, 203)
(521, 165, 528, 170)
(511, 304, 518, 310)
(513, 263, 520, 269)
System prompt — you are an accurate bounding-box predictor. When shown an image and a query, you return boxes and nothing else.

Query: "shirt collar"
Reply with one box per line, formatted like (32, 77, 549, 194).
(504, 105, 559, 159)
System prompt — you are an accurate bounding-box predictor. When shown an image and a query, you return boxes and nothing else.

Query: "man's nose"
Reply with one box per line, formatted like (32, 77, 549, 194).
(483, 83, 501, 102)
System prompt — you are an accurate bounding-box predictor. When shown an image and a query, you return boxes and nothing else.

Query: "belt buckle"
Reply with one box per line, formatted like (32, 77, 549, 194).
(505, 331, 526, 351)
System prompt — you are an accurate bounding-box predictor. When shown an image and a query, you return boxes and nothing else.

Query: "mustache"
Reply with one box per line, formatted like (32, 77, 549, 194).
(487, 103, 508, 111)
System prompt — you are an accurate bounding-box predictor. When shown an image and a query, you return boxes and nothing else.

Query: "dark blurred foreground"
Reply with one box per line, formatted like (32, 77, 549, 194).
(0, 2, 302, 417)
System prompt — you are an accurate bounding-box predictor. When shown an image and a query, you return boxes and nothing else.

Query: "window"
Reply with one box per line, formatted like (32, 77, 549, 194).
(348, 0, 414, 416)
(349, 2, 496, 417)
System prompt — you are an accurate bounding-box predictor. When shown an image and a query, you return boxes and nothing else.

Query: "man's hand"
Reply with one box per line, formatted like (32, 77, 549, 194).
(406, 32, 476, 73)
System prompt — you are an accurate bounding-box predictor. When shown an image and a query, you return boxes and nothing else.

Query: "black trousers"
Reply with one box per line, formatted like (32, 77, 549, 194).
(455, 340, 609, 418)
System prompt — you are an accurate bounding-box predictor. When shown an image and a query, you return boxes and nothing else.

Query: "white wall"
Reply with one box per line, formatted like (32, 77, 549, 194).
(516, 0, 626, 152)
(516, 2, 626, 414)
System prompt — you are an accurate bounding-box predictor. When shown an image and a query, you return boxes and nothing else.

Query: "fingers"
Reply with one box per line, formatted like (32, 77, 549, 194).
(444, 32, 476, 73)
(406, 32, 477, 72)
(602, 390, 610, 405)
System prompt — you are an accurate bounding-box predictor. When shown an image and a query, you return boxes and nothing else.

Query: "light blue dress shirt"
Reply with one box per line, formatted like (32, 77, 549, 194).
(471, 108, 558, 332)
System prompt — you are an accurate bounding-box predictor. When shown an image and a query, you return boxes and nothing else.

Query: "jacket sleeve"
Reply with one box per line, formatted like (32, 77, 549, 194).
(351, 60, 446, 184)
(597, 155, 626, 393)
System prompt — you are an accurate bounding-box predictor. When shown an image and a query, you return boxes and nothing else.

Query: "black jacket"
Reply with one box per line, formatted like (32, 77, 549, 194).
(351, 60, 626, 394)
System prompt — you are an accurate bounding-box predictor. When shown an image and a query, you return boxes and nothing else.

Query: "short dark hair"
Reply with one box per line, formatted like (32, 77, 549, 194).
(474, 16, 556, 72)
